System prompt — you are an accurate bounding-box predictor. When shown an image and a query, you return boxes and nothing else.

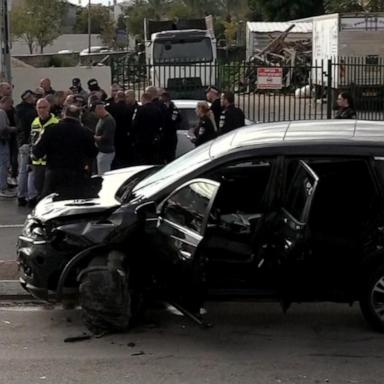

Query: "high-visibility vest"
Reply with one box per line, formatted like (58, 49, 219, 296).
(30, 114, 59, 165)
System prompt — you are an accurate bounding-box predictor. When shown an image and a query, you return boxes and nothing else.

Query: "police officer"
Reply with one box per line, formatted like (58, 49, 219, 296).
(218, 91, 245, 135)
(159, 91, 180, 163)
(206, 86, 222, 128)
(131, 92, 162, 165)
(29, 98, 59, 205)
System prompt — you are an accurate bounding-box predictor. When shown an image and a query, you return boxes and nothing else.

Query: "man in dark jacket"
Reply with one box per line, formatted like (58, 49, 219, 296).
(107, 91, 131, 169)
(32, 104, 98, 200)
(160, 91, 180, 163)
(0, 82, 17, 186)
(206, 86, 222, 128)
(15, 90, 37, 206)
(131, 92, 162, 165)
(218, 91, 245, 135)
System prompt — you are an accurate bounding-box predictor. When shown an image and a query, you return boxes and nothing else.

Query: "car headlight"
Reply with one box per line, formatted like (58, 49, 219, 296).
(24, 219, 46, 239)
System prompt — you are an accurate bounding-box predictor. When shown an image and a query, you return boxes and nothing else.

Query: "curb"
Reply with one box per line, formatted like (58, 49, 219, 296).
(0, 280, 31, 299)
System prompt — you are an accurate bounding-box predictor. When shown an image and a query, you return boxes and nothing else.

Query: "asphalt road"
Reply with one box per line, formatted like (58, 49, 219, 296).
(0, 300, 382, 384)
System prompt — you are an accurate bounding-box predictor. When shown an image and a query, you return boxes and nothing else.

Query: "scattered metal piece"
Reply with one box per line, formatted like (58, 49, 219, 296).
(64, 334, 92, 343)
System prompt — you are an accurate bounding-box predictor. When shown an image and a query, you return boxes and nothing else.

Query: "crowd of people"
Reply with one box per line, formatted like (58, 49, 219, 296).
(0, 78, 245, 207)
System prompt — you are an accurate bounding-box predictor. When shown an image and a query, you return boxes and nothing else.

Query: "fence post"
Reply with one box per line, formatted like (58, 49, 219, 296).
(326, 59, 333, 119)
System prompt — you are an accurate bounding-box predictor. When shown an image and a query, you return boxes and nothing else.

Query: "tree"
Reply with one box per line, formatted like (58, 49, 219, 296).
(11, 5, 35, 54)
(324, 0, 363, 13)
(249, 0, 324, 21)
(11, 0, 66, 54)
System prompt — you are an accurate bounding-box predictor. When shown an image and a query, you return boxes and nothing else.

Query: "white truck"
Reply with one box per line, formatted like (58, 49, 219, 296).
(312, 13, 384, 108)
(144, 17, 217, 99)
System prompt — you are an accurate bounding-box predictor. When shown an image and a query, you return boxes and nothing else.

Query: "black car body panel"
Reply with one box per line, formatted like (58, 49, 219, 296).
(16, 120, 384, 330)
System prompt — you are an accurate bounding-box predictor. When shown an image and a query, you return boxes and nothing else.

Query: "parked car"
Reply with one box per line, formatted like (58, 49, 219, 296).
(17, 120, 384, 333)
(173, 99, 254, 157)
(79, 46, 110, 56)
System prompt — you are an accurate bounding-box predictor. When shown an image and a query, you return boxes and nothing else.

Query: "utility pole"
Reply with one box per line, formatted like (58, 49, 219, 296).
(88, 0, 91, 54)
(0, 0, 11, 82)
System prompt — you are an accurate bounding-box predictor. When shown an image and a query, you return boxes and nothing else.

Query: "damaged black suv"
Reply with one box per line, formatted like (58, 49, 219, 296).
(17, 120, 384, 332)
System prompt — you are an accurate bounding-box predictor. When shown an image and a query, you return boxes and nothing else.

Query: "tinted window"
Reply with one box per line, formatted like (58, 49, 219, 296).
(285, 161, 318, 222)
(162, 181, 218, 234)
(153, 37, 213, 64)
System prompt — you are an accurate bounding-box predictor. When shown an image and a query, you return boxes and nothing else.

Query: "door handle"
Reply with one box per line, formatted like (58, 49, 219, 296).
(179, 250, 192, 259)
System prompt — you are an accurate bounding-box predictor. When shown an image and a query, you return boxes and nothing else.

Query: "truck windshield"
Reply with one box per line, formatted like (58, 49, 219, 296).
(153, 37, 213, 64)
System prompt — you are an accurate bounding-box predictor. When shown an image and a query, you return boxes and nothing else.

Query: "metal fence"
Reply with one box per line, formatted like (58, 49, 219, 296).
(110, 56, 384, 123)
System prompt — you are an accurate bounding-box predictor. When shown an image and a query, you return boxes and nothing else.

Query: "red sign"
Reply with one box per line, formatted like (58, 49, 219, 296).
(257, 68, 283, 90)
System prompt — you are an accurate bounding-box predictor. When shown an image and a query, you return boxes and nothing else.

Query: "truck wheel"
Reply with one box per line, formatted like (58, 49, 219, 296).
(78, 257, 132, 334)
(359, 265, 384, 332)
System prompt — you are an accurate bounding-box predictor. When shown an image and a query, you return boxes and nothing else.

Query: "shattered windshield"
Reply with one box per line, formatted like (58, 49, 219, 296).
(132, 142, 212, 199)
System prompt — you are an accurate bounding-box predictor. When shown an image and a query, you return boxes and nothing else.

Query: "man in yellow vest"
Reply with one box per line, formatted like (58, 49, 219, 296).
(28, 98, 59, 206)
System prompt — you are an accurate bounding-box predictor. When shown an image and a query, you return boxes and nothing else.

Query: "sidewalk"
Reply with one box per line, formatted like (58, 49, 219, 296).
(0, 261, 30, 298)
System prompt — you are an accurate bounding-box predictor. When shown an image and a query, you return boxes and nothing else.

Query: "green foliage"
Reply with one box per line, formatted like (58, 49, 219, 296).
(75, 4, 117, 48)
(11, 0, 66, 53)
(249, 0, 324, 21)
(324, 0, 363, 13)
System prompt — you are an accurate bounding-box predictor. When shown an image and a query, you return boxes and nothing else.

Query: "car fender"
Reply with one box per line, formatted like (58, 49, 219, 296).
(56, 243, 112, 301)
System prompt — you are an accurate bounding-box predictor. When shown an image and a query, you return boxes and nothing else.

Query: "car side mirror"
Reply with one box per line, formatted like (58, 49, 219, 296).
(135, 201, 157, 221)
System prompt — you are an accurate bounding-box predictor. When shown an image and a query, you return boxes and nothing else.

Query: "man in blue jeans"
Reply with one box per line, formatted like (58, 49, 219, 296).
(0, 96, 16, 198)
(15, 90, 37, 206)
(94, 101, 115, 174)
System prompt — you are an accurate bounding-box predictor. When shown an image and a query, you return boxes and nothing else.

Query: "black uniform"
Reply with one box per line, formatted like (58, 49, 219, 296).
(162, 101, 181, 163)
(15, 101, 37, 147)
(131, 102, 162, 165)
(218, 105, 245, 135)
(194, 116, 216, 147)
(335, 107, 357, 119)
(107, 100, 132, 168)
(210, 98, 222, 128)
(32, 117, 98, 199)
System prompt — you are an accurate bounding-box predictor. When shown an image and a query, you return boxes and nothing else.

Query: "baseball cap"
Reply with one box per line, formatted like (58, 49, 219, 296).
(21, 89, 36, 100)
(72, 78, 81, 86)
(87, 78, 100, 90)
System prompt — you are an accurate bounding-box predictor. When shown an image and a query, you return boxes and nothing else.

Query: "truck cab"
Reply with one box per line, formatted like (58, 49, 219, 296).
(145, 18, 217, 99)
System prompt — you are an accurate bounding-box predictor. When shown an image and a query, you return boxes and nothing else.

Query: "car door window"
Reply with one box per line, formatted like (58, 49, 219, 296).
(161, 180, 219, 234)
(284, 160, 319, 223)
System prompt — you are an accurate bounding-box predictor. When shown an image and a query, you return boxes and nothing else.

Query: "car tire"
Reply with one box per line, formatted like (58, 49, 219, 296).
(359, 264, 384, 332)
(78, 256, 132, 334)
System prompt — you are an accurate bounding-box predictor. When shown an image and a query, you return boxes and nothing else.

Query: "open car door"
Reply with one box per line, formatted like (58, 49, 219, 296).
(275, 160, 319, 307)
(152, 178, 220, 308)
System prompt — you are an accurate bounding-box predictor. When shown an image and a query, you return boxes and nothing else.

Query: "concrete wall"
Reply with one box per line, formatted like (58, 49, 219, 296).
(13, 53, 79, 68)
(11, 66, 111, 104)
(11, 34, 104, 55)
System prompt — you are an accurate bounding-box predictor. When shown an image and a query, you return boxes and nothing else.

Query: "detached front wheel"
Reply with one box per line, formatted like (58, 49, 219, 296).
(359, 265, 384, 332)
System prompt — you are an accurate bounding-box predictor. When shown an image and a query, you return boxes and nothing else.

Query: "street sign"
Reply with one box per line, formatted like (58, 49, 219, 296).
(257, 67, 283, 90)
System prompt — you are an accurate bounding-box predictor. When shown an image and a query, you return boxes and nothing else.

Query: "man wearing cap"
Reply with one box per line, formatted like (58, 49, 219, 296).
(87, 79, 107, 101)
(70, 78, 88, 101)
(32, 104, 98, 200)
(94, 101, 116, 174)
(15, 90, 37, 206)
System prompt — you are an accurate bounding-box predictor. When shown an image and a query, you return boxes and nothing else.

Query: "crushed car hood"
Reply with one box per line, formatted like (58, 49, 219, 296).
(33, 166, 154, 222)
